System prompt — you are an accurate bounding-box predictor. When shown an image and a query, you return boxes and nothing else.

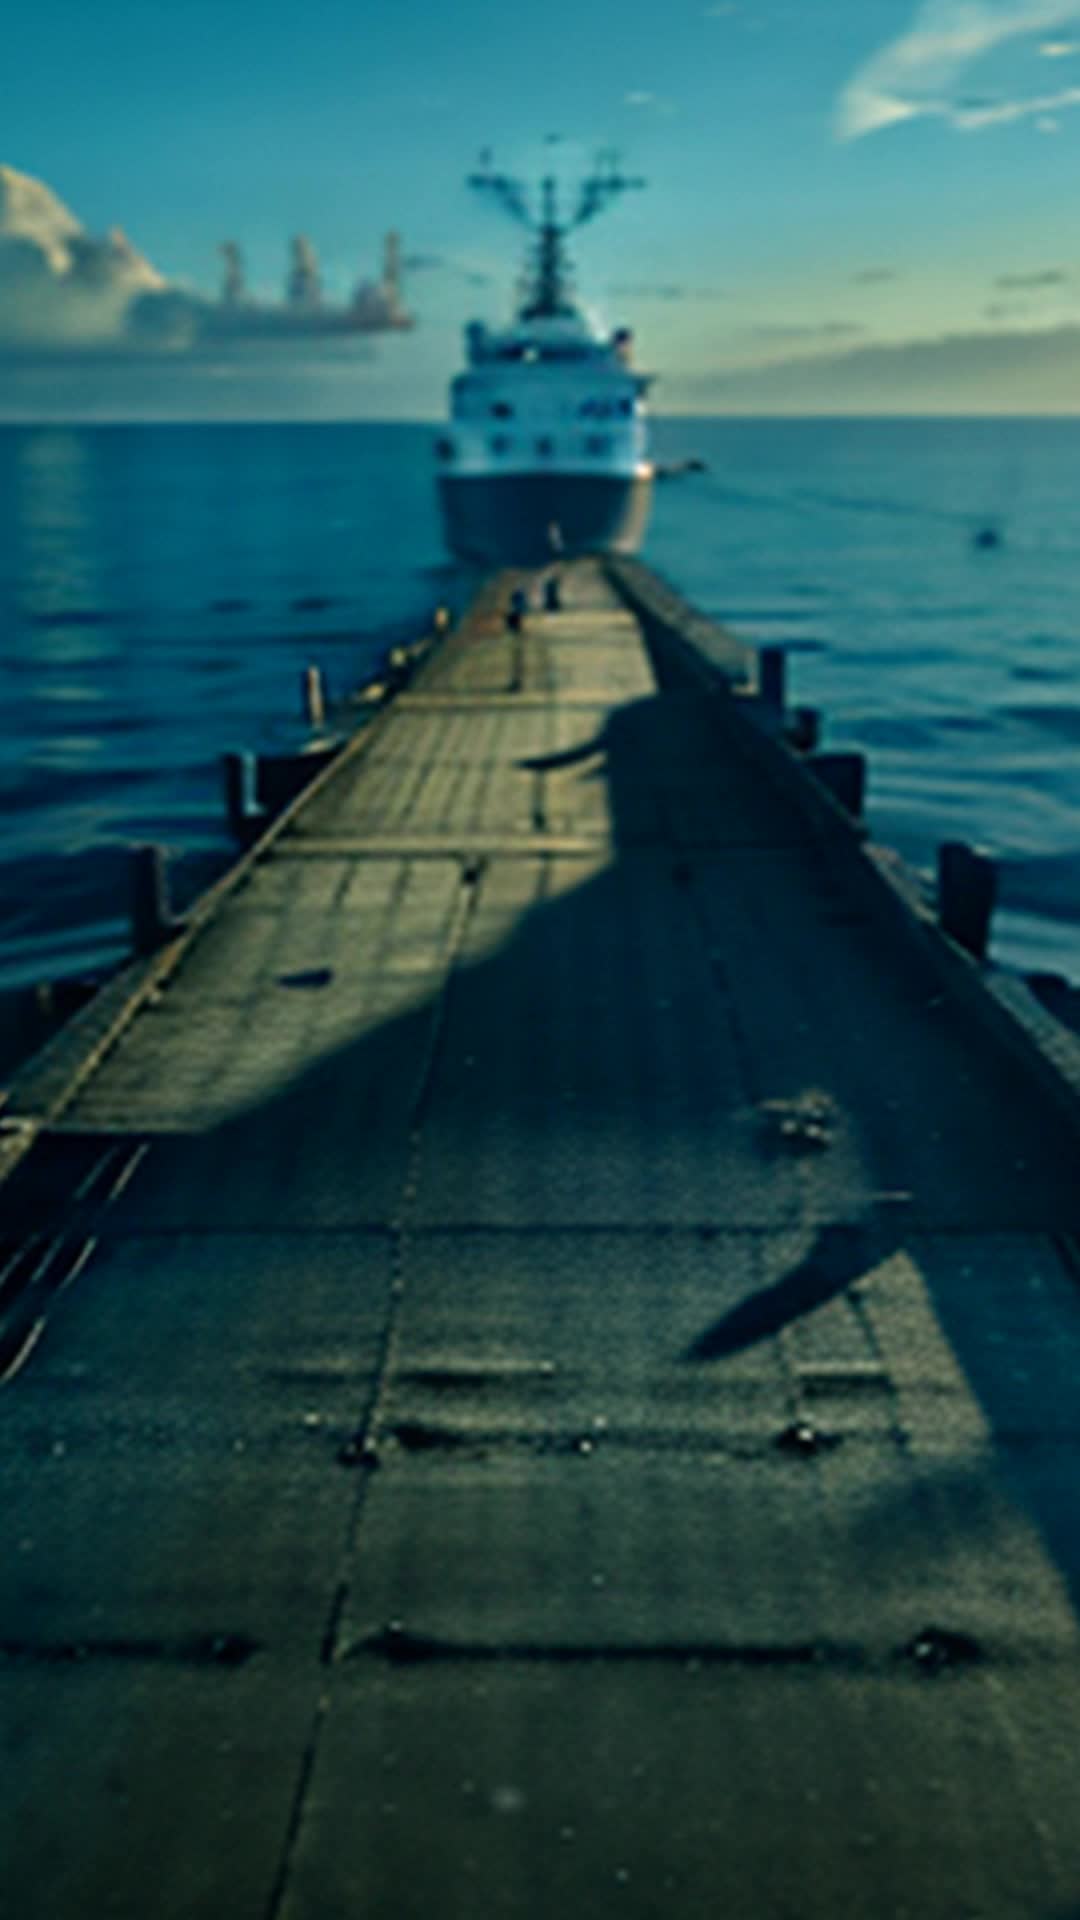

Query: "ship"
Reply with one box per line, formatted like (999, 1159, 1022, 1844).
(436, 155, 653, 566)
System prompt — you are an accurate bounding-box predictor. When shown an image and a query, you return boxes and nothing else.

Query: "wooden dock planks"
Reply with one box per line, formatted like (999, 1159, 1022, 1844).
(3, 559, 1080, 1917)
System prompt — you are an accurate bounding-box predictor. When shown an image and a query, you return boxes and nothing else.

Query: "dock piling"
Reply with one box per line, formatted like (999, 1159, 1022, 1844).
(302, 665, 326, 728)
(223, 751, 264, 844)
(758, 645, 786, 713)
(130, 844, 177, 956)
(937, 840, 998, 961)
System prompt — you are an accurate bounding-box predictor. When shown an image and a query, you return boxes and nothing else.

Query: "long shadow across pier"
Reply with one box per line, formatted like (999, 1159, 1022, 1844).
(3, 564, 1080, 1918)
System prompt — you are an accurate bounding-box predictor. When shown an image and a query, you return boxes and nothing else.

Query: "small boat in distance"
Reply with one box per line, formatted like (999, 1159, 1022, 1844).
(436, 154, 654, 566)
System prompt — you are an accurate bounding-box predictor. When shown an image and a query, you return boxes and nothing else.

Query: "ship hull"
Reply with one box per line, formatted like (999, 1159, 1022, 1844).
(439, 470, 652, 566)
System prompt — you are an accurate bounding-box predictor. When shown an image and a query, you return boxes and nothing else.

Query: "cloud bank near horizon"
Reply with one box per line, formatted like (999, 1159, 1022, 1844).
(836, 0, 1080, 139)
(664, 318, 1080, 412)
(0, 164, 165, 351)
(0, 164, 410, 363)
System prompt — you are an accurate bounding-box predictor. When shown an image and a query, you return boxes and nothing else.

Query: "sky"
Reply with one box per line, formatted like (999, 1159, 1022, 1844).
(5, 0, 1080, 416)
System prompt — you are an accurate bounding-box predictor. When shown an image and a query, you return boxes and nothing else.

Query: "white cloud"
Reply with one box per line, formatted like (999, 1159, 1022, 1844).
(0, 164, 164, 348)
(622, 88, 678, 115)
(836, 1, 1080, 140)
(0, 164, 411, 359)
(952, 80, 1080, 122)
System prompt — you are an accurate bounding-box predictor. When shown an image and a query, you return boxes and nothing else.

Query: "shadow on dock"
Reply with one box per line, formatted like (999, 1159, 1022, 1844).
(7, 682, 1080, 1572)
(684, 1221, 887, 1361)
(5, 638, 1080, 1912)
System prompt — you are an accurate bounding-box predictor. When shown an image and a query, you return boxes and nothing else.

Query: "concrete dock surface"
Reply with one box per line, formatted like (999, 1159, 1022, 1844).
(3, 560, 1080, 1917)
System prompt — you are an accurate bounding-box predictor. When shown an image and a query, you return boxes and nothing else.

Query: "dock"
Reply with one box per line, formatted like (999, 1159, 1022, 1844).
(4, 558, 1080, 1917)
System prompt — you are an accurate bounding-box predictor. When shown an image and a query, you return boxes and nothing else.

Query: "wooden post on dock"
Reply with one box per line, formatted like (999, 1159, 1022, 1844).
(302, 665, 326, 728)
(130, 845, 176, 956)
(938, 841, 998, 961)
(758, 645, 786, 714)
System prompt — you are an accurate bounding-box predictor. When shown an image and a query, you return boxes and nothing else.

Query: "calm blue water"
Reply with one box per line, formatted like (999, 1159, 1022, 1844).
(0, 424, 452, 987)
(650, 417, 1080, 980)
(2, 417, 1079, 990)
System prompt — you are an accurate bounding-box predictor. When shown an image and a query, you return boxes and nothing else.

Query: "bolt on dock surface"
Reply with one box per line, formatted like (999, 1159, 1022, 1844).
(4, 560, 1080, 1917)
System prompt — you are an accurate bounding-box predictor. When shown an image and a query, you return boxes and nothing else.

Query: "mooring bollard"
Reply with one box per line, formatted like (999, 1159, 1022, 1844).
(384, 645, 412, 691)
(131, 844, 175, 956)
(758, 645, 786, 714)
(806, 751, 866, 820)
(937, 841, 998, 961)
(302, 664, 326, 728)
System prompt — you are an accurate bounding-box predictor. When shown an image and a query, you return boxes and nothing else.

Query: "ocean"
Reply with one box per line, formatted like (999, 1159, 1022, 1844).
(2, 416, 1079, 997)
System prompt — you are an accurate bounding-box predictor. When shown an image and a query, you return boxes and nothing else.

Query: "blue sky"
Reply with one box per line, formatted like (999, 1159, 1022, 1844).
(5, 0, 1080, 414)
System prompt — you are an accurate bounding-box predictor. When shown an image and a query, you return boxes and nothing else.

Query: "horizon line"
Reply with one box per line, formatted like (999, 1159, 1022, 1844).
(4, 408, 1080, 427)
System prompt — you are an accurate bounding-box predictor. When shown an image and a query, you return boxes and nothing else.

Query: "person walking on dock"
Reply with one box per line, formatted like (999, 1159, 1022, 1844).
(506, 585, 529, 634)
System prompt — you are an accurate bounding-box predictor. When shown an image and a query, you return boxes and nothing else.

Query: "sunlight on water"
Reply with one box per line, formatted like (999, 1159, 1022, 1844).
(14, 428, 104, 616)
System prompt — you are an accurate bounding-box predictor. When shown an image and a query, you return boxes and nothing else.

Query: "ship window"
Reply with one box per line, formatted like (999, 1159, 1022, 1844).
(584, 434, 612, 456)
(535, 436, 555, 458)
(617, 398, 633, 417)
(434, 437, 456, 461)
(490, 434, 511, 455)
(491, 401, 514, 419)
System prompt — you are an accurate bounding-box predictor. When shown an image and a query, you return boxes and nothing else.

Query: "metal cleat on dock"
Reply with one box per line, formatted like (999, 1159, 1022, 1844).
(758, 1088, 837, 1151)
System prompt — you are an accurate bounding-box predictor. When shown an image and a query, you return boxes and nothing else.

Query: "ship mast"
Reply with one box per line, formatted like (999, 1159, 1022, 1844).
(467, 151, 644, 322)
(528, 176, 567, 319)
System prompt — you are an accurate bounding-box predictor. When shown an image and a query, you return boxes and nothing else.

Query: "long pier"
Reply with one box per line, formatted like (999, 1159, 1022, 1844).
(4, 559, 1080, 1917)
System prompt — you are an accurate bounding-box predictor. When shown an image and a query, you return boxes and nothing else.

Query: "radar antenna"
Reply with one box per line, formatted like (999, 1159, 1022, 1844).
(467, 149, 645, 321)
(573, 148, 645, 228)
(467, 153, 532, 229)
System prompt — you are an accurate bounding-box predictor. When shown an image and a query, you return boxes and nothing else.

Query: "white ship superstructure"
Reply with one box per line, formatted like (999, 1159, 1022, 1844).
(437, 163, 653, 565)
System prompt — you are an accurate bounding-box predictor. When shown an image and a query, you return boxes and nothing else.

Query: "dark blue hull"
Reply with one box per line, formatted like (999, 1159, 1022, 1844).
(439, 470, 652, 566)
